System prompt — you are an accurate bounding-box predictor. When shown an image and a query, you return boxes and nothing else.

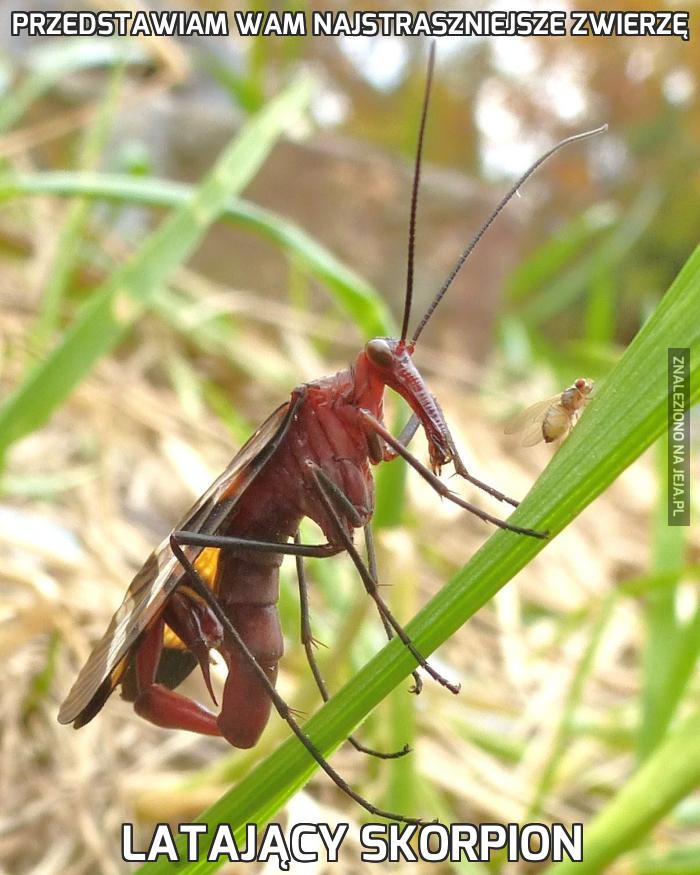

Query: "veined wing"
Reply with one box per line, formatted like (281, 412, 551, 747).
(503, 396, 559, 436)
(58, 396, 300, 727)
(520, 417, 552, 447)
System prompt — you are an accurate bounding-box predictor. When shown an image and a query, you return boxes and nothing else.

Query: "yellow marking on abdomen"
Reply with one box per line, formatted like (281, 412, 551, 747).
(195, 547, 220, 589)
(162, 547, 220, 649)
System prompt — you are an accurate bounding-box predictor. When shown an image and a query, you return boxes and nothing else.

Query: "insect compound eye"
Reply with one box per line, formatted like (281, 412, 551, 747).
(365, 338, 394, 368)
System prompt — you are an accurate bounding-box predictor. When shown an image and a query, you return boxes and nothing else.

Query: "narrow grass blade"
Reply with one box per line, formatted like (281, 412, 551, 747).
(0, 170, 393, 338)
(0, 76, 311, 458)
(526, 594, 616, 818)
(543, 709, 700, 875)
(639, 437, 691, 759)
(584, 257, 617, 344)
(136, 245, 700, 874)
(31, 64, 125, 348)
(0, 39, 144, 133)
(515, 186, 660, 326)
(506, 207, 613, 304)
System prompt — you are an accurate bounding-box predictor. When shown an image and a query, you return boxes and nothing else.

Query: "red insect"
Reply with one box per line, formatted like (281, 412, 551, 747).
(58, 44, 605, 822)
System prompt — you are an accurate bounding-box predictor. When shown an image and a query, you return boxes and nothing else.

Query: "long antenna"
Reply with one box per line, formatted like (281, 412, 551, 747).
(400, 40, 436, 344)
(410, 123, 608, 345)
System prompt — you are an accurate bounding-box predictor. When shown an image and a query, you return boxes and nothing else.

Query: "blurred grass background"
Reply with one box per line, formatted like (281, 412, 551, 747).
(0, 2, 698, 873)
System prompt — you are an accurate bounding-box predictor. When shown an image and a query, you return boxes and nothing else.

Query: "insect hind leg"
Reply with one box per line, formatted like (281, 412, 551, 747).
(168, 533, 424, 825)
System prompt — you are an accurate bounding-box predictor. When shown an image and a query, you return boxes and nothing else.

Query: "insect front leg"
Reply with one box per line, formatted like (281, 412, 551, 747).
(360, 410, 547, 538)
(372, 413, 421, 462)
(377, 413, 520, 507)
(450, 453, 520, 508)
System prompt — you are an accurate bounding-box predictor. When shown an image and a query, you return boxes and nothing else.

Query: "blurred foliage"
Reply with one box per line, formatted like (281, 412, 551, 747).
(188, 0, 700, 371)
(0, 5, 698, 875)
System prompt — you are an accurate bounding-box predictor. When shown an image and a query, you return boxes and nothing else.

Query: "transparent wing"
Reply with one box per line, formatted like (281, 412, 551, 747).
(520, 419, 548, 447)
(58, 398, 298, 727)
(503, 396, 558, 436)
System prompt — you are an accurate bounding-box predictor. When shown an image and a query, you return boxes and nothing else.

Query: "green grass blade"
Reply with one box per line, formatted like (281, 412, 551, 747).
(506, 206, 613, 304)
(638, 437, 690, 759)
(0, 76, 311, 459)
(515, 185, 661, 326)
(544, 709, 700, 875)
(584, 256, 617, 344)
(618, 566, 700, 598)
(631, 844, 700, 875)
(526, 594, 616, 817)
(136, 245, 700, 874)
(31, 64, 125, 348)
(0, 38, 144, 133)
(0, 170, 392, 338)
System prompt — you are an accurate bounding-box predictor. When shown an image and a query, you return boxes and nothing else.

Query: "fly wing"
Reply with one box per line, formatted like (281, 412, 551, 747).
(503, 396, 558, 436)
(520, 419, 549, 447)
(58, 397, 300, 727)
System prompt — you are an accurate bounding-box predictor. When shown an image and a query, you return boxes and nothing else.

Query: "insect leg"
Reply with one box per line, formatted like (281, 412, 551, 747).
(381, 413, 421, 459)
(431, 397, 520, 506)
(306, 463, 460, 695)
(172, 530, 342, 558)
(381, 414, 519, 507)
(360, 410, 547, 539)
(175, 531, 415, 747)
(450, 454, 519, 508)
(169, 534, 425, 825)
(365, 524, 423, 697)
(294, 532, 410, 760)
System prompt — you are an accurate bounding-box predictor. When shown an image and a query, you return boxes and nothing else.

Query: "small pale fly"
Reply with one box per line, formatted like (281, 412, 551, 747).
(505, 378, 594, 446)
